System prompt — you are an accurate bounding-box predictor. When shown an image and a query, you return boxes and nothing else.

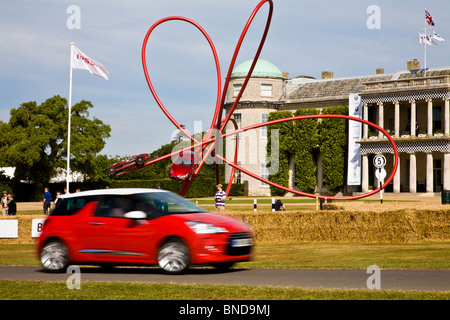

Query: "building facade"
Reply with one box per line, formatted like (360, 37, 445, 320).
(224, 59, 450, 196)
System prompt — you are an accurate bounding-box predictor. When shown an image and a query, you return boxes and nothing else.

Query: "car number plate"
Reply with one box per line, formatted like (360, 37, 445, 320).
(230, 238, 252, 247)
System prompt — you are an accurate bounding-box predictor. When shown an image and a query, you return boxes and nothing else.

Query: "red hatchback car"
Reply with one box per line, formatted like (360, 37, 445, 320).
(37, 188, 253, 274)
(169, 151, 200, 181)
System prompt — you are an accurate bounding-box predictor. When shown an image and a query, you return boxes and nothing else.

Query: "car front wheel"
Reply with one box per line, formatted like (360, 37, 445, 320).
(108, 166, 117, 177)
(135, 156, 145, 166)
(40, 240, 70, 273)
(158, 239, 190, 274)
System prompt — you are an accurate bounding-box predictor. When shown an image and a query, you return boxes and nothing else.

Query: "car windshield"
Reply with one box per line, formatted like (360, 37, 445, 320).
(136, 191, 205, 215)
(174, 156, 193, 166)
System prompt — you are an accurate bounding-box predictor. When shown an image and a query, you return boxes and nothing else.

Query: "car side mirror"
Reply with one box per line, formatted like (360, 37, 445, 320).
(124, 211, 147, 220)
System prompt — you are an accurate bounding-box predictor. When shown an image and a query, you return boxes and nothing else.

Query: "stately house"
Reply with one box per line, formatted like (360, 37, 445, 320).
(224, 59, 450, 196)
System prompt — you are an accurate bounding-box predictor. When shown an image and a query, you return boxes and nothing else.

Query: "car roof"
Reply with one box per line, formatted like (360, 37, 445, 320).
(59, 188, 166, 199)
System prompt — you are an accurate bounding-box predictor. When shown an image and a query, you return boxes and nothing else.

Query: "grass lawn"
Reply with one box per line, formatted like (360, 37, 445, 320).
(0, 241, 448, 300)
(1, 279, 448, 300)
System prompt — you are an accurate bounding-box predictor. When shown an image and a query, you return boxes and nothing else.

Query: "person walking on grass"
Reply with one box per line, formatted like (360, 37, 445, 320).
(43, 188, 51, 215)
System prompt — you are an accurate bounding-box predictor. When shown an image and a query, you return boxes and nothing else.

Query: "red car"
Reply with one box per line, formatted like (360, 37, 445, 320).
(169, 151, 200, 181)
(108, 153, 150, 177)
(37, 188, 253, 274)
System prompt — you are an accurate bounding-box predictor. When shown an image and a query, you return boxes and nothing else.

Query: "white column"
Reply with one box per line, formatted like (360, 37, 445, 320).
(361, 154, 369, 193)
(363, 103, 368, 139)
(288, 154, 295, 189)
(409, 153, 417, 193)
(427, 98, 433, 136)
(377, 102, 384, 138)
(426, 152, 433, 193)
(410, 100, 416, 136)
(444, 153, 450, 191)
(394, 101, 400, 137)
(444, 98, 449, 136)
(393, 154, 400, 193)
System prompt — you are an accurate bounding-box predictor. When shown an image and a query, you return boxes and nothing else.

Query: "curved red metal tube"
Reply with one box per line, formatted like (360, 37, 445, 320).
(137, 0, 399, 200)
(217, 114, 399, 200)
(141, 16, 222, 146)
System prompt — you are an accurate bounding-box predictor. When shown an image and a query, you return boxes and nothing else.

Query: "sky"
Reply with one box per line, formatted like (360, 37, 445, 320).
(1, 0, 449, 158)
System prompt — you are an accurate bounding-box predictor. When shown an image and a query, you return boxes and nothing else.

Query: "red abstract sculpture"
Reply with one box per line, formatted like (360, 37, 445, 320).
(114, 0, 399, 200)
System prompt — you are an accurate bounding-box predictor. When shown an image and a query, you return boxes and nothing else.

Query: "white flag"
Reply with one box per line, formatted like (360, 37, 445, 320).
(432, 31, 445, 42)
(429, 34, 437, 45)
(419, 32, 433, 46)
(71, 45, 109, 80)
(419, 32, 426, 44)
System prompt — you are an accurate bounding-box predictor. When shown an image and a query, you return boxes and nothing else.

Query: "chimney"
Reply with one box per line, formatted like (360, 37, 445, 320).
(321, 71, 333, 79)
(376, 68, 384, 74)
(407, 59, 420, 71)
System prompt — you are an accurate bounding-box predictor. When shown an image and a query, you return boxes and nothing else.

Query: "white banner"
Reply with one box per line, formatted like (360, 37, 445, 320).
(0, 220, 18, 238)
(71, 45, 109, 80)
(347, 94, 362, 185)
(32, 219, 46, 238)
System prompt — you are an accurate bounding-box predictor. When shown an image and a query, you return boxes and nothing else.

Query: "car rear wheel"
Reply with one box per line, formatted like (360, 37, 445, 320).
(158, 239, 190, 274)
(40, 240, 70, 273)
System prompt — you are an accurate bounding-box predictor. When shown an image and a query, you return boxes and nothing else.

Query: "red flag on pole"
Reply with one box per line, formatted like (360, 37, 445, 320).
(425, 10, 435, 26)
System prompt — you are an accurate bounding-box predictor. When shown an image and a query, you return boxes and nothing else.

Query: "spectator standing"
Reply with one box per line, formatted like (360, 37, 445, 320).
(43, 188, 52, 215)
(7, 194, 16, 216)
(214, 184, 226, 211)
(54, 190, 62, 206)
(1, 191, 8, 216)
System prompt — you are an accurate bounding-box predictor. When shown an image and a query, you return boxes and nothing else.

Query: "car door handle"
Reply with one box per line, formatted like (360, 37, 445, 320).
(89, 222, 105, 225)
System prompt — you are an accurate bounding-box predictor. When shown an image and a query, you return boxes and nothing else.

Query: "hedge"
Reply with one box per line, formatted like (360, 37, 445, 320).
(1, 179, 244, 202)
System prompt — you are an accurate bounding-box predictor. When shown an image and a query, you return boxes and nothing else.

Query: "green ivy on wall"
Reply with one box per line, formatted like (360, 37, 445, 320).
(320, 106, 348, 195)
(266, 106, 348, 196)
(293, 108, 320, 194)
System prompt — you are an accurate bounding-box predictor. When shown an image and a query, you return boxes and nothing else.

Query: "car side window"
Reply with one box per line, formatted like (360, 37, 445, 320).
(95, 196, 128, 218)
(51, 196, 92, 216)
(94, 195, 160, 219)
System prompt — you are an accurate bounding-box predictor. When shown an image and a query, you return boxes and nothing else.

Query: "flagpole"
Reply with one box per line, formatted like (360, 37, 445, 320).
(66, 42, 74, 194)
(424, 8, 427, 77)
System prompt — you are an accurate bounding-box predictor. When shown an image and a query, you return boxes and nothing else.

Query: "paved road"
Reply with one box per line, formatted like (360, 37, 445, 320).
(1, 266, 449, 291)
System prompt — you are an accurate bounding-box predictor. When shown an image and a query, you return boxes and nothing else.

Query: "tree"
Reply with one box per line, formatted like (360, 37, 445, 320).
(0, 95, 111, 187)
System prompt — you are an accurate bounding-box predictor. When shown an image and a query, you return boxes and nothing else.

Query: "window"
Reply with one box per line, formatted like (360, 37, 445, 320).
(233, 113, 242, 129)
(260, 163, 269, 186)
(51, 196, 94, 216)
(95, 196, 131, 218)
(261, 84, 272, 97)
(261, 113, 269, 138)
(433, 106, 442, 131)
(233, 83, 242, 97)
(235, 161, 242, 184)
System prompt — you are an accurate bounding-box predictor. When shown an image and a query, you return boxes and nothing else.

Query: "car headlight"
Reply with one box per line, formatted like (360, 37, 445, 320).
(186, 221, 228, 234)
